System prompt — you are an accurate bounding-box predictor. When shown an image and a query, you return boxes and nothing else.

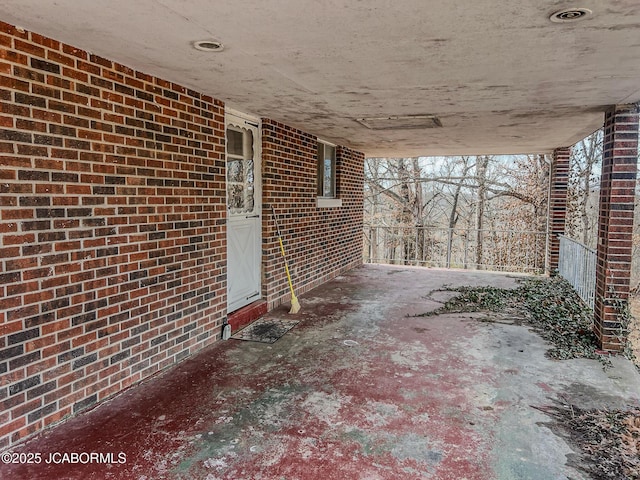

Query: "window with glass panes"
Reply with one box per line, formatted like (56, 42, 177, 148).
(317, 141, 336, 197)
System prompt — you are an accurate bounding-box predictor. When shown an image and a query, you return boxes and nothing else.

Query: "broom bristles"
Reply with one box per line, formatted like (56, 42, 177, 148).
(289, 294, 301, 314)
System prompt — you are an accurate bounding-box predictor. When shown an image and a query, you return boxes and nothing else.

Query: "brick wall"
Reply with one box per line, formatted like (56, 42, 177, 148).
(261, 120, 364, 308)
(594, 104, 639, 351)
(547, 147, 571, 274)
(0, 22, 227, 448)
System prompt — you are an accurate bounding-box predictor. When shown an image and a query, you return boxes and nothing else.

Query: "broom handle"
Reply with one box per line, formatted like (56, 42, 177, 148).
(279, 238, 296, 298)
(271, 206, 297, 298)
(271, 205, 283, 238)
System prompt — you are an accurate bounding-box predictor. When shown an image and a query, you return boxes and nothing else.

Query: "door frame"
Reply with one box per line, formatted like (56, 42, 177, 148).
(225, 108, 262, 313)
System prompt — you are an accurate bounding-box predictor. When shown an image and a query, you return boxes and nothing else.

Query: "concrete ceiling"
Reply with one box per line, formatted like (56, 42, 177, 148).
(2, 0, 640, 157)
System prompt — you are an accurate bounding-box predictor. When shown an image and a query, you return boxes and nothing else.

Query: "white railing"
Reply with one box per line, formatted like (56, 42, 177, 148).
(363, 225, 546, 274)
(558, 234, 596, 309)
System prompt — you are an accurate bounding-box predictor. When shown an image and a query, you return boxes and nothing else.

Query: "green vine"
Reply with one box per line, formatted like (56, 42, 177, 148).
(417, 276, 611, 365)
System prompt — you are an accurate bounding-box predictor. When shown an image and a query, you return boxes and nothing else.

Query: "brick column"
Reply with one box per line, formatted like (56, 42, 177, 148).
(547, 147, 571, 274)
(594, 104, 640, 352)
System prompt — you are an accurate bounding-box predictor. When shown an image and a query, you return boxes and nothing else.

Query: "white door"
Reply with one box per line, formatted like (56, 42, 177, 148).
(226, 112, 261, 313)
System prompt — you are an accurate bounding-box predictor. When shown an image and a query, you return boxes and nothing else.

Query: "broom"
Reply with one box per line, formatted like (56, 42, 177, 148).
(271, 205, 301, 314)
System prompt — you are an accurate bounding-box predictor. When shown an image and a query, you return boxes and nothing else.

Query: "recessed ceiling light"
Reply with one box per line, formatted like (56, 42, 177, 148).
(193, 40, 224, 52)
(549, 8, 593, 23)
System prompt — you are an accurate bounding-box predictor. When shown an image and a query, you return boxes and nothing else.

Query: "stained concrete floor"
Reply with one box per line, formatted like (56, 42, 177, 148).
(3, 264, 640, 480)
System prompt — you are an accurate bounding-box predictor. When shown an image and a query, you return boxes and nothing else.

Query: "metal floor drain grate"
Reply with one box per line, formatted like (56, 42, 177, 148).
(231, 317, 299, 344)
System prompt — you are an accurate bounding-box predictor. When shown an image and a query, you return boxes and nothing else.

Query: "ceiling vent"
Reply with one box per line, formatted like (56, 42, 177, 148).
(356, 115, 442, 130)
(549, 8, 592, 23)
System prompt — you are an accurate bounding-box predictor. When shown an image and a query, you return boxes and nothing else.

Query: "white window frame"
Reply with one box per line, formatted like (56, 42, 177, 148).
(316, 140, 342, 208)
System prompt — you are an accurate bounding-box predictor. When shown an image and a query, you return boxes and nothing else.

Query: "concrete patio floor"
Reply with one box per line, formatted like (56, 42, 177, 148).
(3, 264, 640, 480)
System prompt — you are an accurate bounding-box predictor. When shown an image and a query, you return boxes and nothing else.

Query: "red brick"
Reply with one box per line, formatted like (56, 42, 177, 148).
(26, 357, 56, 376)
(0, 418, 26, 438)
(43, 407, 71, 428)
(41, 319, 71, 335)
(42, 363, 71, 383)
(47, 50, 75, 68)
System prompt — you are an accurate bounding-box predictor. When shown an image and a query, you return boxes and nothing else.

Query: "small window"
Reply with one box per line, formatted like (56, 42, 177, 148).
(226, 126, 255, 214)
(317, 141, 336, 197)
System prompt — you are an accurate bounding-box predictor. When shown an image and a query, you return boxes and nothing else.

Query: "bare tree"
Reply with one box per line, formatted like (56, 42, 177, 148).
(364, 154, 550, 271)
(444, 156, 474, 267)
(566, 129, 603, 248)
(474, 155, 490, 268)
